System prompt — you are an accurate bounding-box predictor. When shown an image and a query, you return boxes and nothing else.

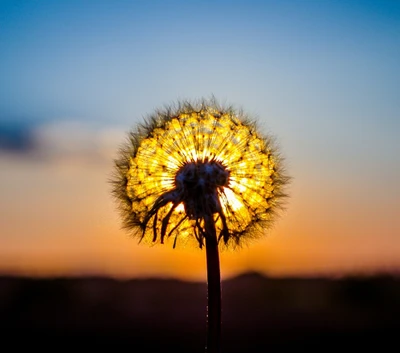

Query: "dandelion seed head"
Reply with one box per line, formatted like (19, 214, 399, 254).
(111, 98, 290, 250)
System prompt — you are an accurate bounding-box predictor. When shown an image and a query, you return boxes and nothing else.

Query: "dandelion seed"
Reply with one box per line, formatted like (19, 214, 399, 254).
(111, 97, 290, 353)
(112, 98, 289, 250)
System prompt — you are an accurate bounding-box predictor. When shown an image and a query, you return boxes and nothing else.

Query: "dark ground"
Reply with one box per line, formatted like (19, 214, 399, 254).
(0, 272, 399, 352)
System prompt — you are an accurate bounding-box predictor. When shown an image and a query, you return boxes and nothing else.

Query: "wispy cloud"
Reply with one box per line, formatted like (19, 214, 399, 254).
(0, 121, 36, 153)
(0, 120, 126, 166)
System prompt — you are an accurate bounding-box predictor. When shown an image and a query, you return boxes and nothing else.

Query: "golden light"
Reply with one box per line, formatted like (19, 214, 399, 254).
(112, 99, 289, 249)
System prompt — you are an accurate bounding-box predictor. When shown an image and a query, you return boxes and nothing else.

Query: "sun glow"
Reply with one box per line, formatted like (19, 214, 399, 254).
(221, 187, 244, 211)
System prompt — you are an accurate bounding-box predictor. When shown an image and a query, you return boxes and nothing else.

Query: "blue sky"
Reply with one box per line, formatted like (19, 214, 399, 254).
(0, 0, 399, 278)
(2, 0, 398, 190)
(1, 0, 399, 124)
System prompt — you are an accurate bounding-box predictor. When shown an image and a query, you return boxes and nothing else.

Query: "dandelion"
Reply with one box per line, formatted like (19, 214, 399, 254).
(111, 98, 290, 353)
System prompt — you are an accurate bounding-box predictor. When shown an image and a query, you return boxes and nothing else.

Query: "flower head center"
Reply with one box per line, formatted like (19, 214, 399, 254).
(175, 160, 230, 219)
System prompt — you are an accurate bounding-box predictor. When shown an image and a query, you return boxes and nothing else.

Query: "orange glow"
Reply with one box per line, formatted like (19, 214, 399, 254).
(0, 131, 399, 280)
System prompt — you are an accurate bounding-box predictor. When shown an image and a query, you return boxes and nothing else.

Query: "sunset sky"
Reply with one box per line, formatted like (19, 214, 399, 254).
(1, 0, 399, 281)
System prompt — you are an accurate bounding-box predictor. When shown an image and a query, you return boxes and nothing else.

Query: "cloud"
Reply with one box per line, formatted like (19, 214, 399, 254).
(0, 121, 36, 153)
(0, 119, 126, 166)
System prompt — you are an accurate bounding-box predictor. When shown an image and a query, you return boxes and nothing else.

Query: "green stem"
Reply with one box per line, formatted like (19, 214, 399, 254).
(205, 215, 221, 353)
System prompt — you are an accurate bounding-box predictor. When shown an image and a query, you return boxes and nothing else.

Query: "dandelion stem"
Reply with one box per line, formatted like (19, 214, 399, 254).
(205, 215, 221, 353)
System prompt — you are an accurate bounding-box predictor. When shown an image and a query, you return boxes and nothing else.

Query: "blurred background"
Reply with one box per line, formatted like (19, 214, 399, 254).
(1, 0, 399, 280)
(0, 0, 399, 349)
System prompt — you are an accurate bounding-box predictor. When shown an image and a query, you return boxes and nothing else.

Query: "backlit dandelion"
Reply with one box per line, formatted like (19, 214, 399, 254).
(111, 98, 290, 353)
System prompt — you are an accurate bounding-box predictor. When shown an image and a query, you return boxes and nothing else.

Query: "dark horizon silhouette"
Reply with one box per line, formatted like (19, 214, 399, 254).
(1, 271, 398, 351)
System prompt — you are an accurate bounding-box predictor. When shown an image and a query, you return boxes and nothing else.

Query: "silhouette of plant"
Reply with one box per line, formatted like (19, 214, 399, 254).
(111, 97, 290, 353)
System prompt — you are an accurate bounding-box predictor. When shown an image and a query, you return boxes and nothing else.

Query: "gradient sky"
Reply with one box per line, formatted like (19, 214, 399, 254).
(1, 0, 399, 280)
